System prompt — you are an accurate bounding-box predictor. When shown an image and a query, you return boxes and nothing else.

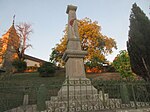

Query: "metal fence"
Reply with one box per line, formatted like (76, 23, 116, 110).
(0, 81, 62, 112)
(92, 80, 150, 109)
(0, 79, 150, 112)
(46, 79, 150, 112)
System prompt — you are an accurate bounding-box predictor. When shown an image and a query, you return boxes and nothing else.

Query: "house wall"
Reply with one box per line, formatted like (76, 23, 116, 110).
(24, 59, 40, 67)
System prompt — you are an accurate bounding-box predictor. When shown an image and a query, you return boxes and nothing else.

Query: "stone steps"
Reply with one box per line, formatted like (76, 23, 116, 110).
(50, 92, 110, 101)
(46, 92, 121, 112)
(47, 91, 150, 112)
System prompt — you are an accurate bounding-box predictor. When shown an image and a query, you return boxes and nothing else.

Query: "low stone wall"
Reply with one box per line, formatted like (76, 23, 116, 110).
(5, 106, 150, 112)
(116, 108, 150, 112)
(4, 105, 37, 112)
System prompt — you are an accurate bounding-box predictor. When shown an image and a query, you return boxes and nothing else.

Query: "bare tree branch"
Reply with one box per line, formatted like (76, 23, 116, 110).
(16, 22, 33, 60)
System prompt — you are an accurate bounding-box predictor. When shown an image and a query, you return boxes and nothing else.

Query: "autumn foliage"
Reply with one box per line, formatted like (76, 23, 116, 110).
(50, 18, 117, 72)
(0, 31, 19, 65)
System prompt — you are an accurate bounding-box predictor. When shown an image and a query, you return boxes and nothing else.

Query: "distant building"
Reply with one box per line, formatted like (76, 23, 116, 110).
(24, 54, 47, 72)
(0, 21, 47, 72)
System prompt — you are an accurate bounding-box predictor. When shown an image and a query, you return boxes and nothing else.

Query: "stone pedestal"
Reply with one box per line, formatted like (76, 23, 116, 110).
(57, 4, 98, 101)
(58, 78, 97, 98)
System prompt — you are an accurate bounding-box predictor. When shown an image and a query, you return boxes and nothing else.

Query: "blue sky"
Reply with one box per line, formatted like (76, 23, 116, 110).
(0, 0, 149, 62)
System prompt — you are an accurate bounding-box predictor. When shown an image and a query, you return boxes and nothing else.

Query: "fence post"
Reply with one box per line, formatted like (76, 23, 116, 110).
(21, 87, 29, 111)
(120, 82, 130, 104)
(22, 94, 29, 111)
(37, 84, 48, 112)
(131, 84, 137, 109)
(102, 84, 106, 108)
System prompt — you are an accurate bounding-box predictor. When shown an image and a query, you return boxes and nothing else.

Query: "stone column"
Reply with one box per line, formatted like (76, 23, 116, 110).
(62, 5, 87, 79)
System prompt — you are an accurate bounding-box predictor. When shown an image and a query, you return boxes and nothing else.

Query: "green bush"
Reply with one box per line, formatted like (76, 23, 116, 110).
(38, 62, 55, 77)
(112, 50, 134, 79)
(12, 59, 27, 72)
(104, 65, 116, 72)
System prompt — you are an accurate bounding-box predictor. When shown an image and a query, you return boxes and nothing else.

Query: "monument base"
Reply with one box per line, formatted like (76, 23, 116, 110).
(57, 78, 97, 98)
(46, 78, 116, 112)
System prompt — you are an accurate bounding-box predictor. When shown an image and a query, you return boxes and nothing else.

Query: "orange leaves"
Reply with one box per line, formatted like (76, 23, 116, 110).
(103, 36, 117, 54)
(78, 19, 100, 40)
(0, 37, 7, 64)
(0, 37, 8, 55)
(55, 37, 67, 54)
(52, 17, 117, 65)
(78, 18, 116, 61)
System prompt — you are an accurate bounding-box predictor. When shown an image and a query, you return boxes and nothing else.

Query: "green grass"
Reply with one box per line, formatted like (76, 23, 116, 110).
(0, 72, 65, 111)
(0, 72, 65, 86)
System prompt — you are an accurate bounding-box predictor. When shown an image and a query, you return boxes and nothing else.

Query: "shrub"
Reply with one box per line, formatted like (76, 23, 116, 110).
(38, 62, 56, 77)
(112, 50, 134, 80)
(12, 59, 27, 72)
(103, 65, 116, 72)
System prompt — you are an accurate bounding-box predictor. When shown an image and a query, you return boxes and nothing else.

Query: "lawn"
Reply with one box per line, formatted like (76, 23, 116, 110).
(0, 71, 65, 112)
(1, 71, 65, 85)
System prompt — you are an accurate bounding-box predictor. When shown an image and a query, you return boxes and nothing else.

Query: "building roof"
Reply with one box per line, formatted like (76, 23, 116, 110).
(24, 54, 47, 63)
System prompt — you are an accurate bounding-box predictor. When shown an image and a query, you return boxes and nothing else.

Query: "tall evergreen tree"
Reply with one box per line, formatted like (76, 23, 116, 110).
(127, 3, 150, 81)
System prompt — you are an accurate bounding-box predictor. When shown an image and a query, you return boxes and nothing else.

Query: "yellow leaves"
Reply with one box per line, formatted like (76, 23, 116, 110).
(0, 38, 7, 64)
(0, 31, 20, 64)
(86, 47, 105, 61)
(52, 17, 117, 65)
(103, 36, 117, 54)
(0, 37, 8, 55)
(55, 36, 67, 54)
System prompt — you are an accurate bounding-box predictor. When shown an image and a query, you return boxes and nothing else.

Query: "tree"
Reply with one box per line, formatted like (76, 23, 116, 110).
(0, 24, 19, 71)
(85, 56, 103, 73)
(0, 22, 32, 73)
(112, 50, 134, 79)
(127, 3, 150, 81)
(38, 62, 56, 77)
(50, 18, 117, 72)
(0, 39, 4, 64)
(0, 23, 32, 61)
(11, 23, 32, 72)
(12, 59, 27, 72)
(16, 23, 33, 60)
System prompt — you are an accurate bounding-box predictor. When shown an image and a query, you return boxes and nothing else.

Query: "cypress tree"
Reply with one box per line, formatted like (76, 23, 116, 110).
(127, 3, 150, 81)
